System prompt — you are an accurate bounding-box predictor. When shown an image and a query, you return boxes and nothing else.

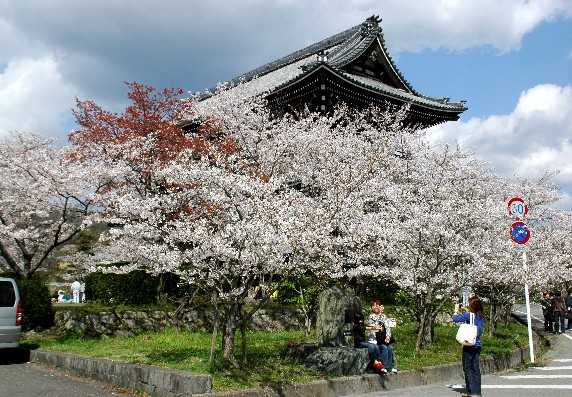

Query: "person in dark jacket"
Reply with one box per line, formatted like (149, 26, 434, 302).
(566, 288, 572, 330)
(552, 291, 566, 334)
(453, 296, 485, 397)
(541, 292, 554, 332)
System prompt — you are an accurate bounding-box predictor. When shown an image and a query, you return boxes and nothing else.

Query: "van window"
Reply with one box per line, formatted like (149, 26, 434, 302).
(0, 281, 16, 307)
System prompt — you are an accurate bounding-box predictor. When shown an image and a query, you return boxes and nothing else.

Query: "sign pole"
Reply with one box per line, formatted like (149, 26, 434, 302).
(522, 251, 534, 363)
(508, 197, 533, 363)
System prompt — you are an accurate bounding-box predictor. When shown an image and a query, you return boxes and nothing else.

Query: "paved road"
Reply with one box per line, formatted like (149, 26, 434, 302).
(345, 303, 572, 397)
(0, 348, 140, 397)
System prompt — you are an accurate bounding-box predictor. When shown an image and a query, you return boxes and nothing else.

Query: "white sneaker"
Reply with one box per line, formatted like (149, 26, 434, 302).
(380, 368, 388, 373)
(391, 368, 398, 373)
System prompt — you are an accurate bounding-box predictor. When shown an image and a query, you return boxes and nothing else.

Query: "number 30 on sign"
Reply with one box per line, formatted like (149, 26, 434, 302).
(508, 197, 528, 220)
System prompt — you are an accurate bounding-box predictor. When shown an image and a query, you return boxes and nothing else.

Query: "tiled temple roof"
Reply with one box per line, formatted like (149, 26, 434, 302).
(199, 15, 466, 120)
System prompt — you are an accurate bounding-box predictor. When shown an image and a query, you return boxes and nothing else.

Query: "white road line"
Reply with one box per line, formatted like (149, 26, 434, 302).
(502, 375, 572, 379)
(447, 385, 572, 390)
(483, 385, 572, 389)
(531, 366, 572, 370)
(450, 383, 572, 390)
(554, 359, 572, 362)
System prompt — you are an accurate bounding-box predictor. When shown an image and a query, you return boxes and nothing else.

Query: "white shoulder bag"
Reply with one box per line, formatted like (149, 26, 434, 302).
(455, 312, 477, 346)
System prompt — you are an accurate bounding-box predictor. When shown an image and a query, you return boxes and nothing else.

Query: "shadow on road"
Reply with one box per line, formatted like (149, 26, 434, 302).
(0, 348, 31, 365)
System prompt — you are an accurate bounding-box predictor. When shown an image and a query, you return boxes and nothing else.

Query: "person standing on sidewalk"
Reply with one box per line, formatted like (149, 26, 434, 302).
(453, 296, 485, 397)
(541, 291, 554, 332)
(553, 291, 566, 334)
(566, 288, 572, 330)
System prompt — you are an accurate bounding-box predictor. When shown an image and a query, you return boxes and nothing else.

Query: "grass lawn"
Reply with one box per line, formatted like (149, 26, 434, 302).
(22, 320, 534, 392)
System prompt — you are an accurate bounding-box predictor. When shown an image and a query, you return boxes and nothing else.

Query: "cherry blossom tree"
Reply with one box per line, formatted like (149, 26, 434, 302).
(68, 80, 572, 363)
(335, 137, 504, 349)
(462, 172, 572, 334)
(0, 132, 109, 279)
(381, 145, 569, 348)
(69, 82, 241, 296)
(71, 80, 428, 365)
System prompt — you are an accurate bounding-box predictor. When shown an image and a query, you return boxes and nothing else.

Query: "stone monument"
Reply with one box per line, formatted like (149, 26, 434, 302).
(316, 285, 362, 347)
(297, 286, 369, 375)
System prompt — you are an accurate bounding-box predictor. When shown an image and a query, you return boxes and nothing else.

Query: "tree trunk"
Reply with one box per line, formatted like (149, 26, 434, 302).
(296, 282, 312, 337)
(502, 302, 513, 327)
(157, 272, 168, 301)
(416, 305, 435, 351)
(415, 289, 436, 351)
(488, 298, 497, 336)
(240, 319, 247, 364)
(221, 304, 239, 368)
(209, 291, 219, 365)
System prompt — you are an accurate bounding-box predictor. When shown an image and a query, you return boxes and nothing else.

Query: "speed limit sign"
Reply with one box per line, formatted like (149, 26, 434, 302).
(508, 197, 528, 220)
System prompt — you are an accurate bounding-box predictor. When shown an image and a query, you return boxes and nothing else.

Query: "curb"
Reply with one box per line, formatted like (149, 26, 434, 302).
(29, 350, 212, 397)
(193, 336, 541, 397)
(28, 333, 541, 397)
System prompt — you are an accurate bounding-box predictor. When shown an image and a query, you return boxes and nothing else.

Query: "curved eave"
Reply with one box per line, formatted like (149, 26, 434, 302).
(268, 64, 466, 115)
(370, 36, 417, 94)
(341, 71, 466, 112)
(327, 29, 417, 95)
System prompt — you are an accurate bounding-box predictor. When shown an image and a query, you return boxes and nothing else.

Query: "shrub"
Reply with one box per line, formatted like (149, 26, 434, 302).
(85, 270, 160, 305)
(16, 279, 54, 331)
(275, 276, 334, 312)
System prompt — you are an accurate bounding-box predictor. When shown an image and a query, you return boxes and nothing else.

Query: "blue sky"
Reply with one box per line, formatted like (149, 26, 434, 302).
(398, 19, 572, 120)
(1, 0, 571, 208)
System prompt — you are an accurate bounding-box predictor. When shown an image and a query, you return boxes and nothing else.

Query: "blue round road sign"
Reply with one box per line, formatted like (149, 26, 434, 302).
(510, 221, 530, 244)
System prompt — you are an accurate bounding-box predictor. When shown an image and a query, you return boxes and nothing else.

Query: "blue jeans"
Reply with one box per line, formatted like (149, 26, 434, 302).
(357, 341, 382, 361)
(462, 346, 481, 396)
(379, 343, 394, 369)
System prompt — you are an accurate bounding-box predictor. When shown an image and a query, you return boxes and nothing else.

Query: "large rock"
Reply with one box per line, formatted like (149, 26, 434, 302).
(316, 286, 362, 347)
(304, 347, 369, 375)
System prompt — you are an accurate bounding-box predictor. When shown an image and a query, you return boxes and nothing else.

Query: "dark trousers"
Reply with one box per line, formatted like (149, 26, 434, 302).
(462, 345, 482, 396)
(553, 312, 565, 333)
(544, 314, 553, 332)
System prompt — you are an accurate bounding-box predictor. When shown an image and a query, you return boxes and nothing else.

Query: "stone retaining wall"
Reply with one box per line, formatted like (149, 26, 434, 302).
(30, 350, 212, 397)
(55, 307, 307, 338)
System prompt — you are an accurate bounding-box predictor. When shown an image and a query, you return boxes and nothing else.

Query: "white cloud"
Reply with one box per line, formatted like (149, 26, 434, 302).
(374, 0, 572, 53)
(427, 84, 572, 208)
(0, 57, 77, 140)
(1, 0, 571, 154)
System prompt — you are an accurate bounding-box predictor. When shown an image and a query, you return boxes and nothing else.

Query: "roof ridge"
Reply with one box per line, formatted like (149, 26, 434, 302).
(215, 23, 364, 89)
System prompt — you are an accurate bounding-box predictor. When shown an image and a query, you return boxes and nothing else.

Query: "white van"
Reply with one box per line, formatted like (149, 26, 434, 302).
(0, 277, 22, 348)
